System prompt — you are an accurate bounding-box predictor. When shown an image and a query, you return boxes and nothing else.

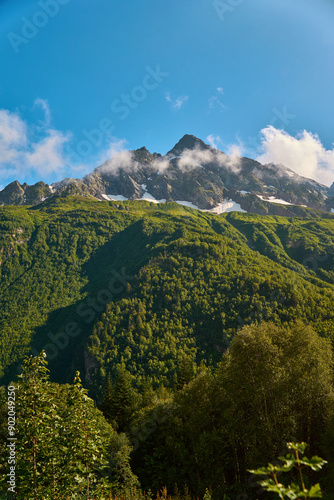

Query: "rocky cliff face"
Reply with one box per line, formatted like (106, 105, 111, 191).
(0, 181, 52, 206)
(1, 135, 333, 217)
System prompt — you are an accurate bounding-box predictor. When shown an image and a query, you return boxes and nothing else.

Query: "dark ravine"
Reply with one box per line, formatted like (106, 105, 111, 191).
(1, 134, 334, 217)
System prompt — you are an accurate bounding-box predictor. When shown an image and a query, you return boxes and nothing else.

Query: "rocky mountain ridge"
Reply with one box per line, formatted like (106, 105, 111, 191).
(1, 135, 334, 217)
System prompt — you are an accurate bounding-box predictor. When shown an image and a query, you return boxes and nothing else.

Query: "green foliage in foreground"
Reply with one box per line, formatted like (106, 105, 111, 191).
(250, 442, 327, 499)
(1, 322, 334, 498)
(0, 353, 137, 499)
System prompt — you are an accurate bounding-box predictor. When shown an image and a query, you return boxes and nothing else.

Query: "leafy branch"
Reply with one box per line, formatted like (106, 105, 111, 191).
(249, 442, 327, 499)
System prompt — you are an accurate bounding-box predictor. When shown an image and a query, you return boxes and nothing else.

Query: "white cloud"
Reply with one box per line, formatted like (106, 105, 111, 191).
(206, 134, 222, 149)
(225, 142, 244, 170)
(206, 134, 244, 169)
(97, 138, 138, 174)
(165, 92, 189, 110)
(27, 130, 70, 174)
(152, 157, 170, 173)
(174, 96, 188, 110)
(0, 109, 28, 164)
(256, 126, 334, 186)
(208, 95, 226, 112)
(99, 138, 128, 163)
(90, 136, 243, 177)
(98, 138, 171, 175)
(208, 86, 226, 112)
(225, 135, 245, 159)
(102, 150, 135, 173)
(33, 98, 51, 128)
(177, 148, 213, 170)
(98, 128, 334, 185)
(176, 145, 240, 172)
(0, 105, 70, 180)
(69, 138, 131, 178)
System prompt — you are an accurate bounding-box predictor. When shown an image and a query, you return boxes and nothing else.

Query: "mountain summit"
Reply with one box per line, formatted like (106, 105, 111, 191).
(1, 135, 334, 217)
(167, 134, 212, 156)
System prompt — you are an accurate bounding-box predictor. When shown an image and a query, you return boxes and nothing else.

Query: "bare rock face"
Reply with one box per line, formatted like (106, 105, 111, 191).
(0, 180, 52, 206)
(1, 135, 333, 217)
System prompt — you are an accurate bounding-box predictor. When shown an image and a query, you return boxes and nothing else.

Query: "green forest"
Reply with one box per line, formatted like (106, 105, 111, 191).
(1, 195, 334, 498)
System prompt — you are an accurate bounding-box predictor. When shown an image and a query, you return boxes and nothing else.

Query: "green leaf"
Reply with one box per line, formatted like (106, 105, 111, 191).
(308, 484, 323, 498)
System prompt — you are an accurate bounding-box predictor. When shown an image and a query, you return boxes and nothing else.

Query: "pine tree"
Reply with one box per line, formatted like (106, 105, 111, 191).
(106, 367, 140, 432)
(101, 373, 114, 422)
(175, 358, 195, 390)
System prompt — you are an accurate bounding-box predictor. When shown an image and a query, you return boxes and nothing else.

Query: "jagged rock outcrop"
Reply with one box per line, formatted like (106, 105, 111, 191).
(1, 135, 333, 217)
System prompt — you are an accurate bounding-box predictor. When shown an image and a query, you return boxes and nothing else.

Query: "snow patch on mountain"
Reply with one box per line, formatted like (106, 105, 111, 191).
(175, 200, 200, 209)
(139, 192, 166, 203)
(209, 200, 246, 214)
(175, 199, 246, 213)
(106, 194, 129, 201)
(257, 195, 293, 206)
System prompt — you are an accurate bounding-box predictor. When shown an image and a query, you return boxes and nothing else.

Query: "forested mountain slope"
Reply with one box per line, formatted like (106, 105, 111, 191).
(1, 195, 334, 391)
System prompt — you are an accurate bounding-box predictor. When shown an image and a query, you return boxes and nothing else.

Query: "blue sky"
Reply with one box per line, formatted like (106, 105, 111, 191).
(1, 0, 334, 187)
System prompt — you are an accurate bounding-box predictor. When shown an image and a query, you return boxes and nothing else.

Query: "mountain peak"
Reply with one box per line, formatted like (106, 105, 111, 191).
(136, 146, 149, 153)
(132, 145, 154, 163)
(1, 135, 333, 216)
(167, 135, 211, 156)
(2, 180, 23, 193)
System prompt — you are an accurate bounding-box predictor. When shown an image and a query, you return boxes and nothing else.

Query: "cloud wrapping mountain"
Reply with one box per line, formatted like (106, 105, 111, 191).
(2, 134, 333, 223)
(1, 101, 334, 190)
(257, 126, 334, 187)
